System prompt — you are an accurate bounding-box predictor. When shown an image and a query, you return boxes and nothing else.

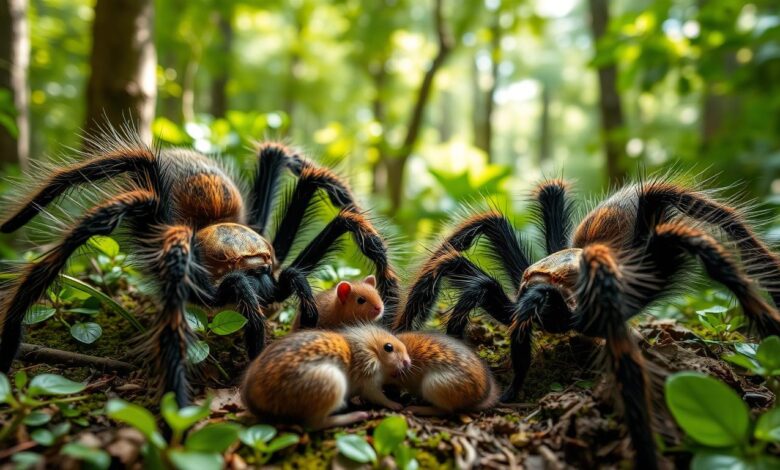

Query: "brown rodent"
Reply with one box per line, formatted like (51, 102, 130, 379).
(394, 332, 498, 416)
(293, 275, 384, 330)
(241, 324, 411, 429)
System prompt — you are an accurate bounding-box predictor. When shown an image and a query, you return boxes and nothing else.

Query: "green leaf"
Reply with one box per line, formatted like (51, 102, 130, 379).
(187, 340, 210, 365)
(59, 275, 144, 333)
(209, 310, 247, 335)
(60, 443, 111, 470)
(14, 370, 27, 390)
(11, 452, 42, 469)
(265, 433, 299, 453)
(24, 410, 52, 426)
(336, 434, 377, 464)
(160, 392, 210, 433)
(89, 236, 120, 258)
(374, 415, 407, 456)
(756, 336, 780, 372)
(23, 305, 57, 325)
(70, 322, 103, 344)
(168, 450, 224, 470)
(106, 399, 165, 448)
(185, 306, 208, 333)
(692, 452, 780, 470)
(394, 443, 419, 470)
(239, 424, 277, 447)
(28, 374, 85, 397)
(0, 373, 11, 403)
(735, 343, 758, 359)
(51, 421, 71, 438)
(723, 354, 761, 373)
(185, 423, 241, 453)
(755, 406, 780, 442)
(31, 428, 55, 446)
(665, 372, 750, 447)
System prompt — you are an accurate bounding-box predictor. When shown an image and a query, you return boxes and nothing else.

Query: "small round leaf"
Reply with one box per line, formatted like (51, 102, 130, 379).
(168, 450, 223, 470)
(28, 374, 85, 397)
(70, 322, 103, 344)
(757, 336, 780, 372)
(187, 340, 210, 364)
(373, 415, 407, 456)
(265, 433, 299, 453)
(106, 399, 165, 448)
(60, 443, 111, 470)
(23, 305, 56, 325)
(24, 411, 51, 426)
(209, 310, 247, 335)
(185, 423, 242, 453)
(755, 406, 780, 442)
(665, 372, 750, 447)
(336, 434, 377, 464)
(239, 424, 277, 447)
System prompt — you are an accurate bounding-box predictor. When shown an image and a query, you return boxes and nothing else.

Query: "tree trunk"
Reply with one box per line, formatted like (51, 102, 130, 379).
(0, 0, 29, 170)
(475, 19, 500, 163)
(84, 0, 156, 145)
(209, 8, 232, 118)
(538, 81, 551, 164)
(371, 67, 388, 195)
(386, 0, 453, 215)
(587, 0, 626, 185)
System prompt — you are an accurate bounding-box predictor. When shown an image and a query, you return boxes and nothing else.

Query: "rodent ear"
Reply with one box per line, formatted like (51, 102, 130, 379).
(363, 275, 376, 287)
(336, 281, 352, 304)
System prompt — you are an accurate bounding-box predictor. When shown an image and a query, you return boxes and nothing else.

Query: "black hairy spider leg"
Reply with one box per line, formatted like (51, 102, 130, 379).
(635, 183, 780, 306)
(272, 162, 359, 265)
(502, 315, 533, 403)
(573, 244, 657, 470)
(533, 179, 574, 254)
(650, 223, 780, 337)
(285, 209, 401, 322)
(445, 272, 516, 337)
(0, 147, 158, 233)
(0, 190, 157, 372)
(214, 272, 270, 360)
(275, 267, 318, 328)
(433, 212, 530, 287)
(147, 226, 198, 407)
(500, 284, 571, 402)
(394, 249, 512, 332)
(249, 143, 295, 237)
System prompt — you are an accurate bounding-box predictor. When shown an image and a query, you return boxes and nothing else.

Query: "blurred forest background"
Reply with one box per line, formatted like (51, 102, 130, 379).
(1, 0, 780, 245)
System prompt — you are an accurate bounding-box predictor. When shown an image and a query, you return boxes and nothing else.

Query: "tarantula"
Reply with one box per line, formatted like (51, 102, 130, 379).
(0, 134, 399, 406)
(393, 177, 780, 469)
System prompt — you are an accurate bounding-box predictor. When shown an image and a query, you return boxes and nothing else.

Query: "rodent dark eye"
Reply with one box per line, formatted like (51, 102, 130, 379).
(357, 297, 366, 304)
(383, 343, 394, 353)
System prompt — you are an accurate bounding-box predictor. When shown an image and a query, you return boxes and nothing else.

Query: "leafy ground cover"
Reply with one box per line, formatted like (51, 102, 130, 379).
(1, 240, 779, 469)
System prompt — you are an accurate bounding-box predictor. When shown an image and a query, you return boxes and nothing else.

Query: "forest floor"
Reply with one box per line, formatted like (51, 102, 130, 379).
(1, 295, 775, 470)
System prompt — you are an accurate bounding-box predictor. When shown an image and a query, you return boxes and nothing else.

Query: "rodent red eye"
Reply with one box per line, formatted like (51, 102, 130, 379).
(357, 297, 366, 304)
(383, 343, 394, 352)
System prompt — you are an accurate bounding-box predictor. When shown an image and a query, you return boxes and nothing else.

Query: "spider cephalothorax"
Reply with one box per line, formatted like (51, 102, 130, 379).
(0, 133, 400, 406)
(394, 177, 780, 469)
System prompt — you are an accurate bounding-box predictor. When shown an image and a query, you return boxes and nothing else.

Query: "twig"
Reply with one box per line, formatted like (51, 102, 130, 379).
(18, 343, 135, 372)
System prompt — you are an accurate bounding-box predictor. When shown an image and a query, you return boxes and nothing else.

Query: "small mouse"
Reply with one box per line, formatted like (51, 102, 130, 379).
(293, 275, 384, 330)
(393, 331, 498, 416)
(241, 324, 411, 429)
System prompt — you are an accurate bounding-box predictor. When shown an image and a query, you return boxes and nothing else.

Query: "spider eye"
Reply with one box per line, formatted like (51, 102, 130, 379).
(357, 297, 366, 304)
(383, 343, 394, 353)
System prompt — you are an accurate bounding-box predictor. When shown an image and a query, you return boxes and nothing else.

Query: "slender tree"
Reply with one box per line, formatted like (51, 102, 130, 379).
(0, 0, 29, 169)
(383, 0, 454, 214)
(587, 0, 626, 184)
(209, 6, 233, 119)
(84, 0, 156, 144)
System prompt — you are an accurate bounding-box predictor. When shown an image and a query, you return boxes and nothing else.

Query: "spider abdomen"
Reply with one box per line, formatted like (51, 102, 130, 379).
(158, 149, 245, 227)
(196, 223, 274, 281)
